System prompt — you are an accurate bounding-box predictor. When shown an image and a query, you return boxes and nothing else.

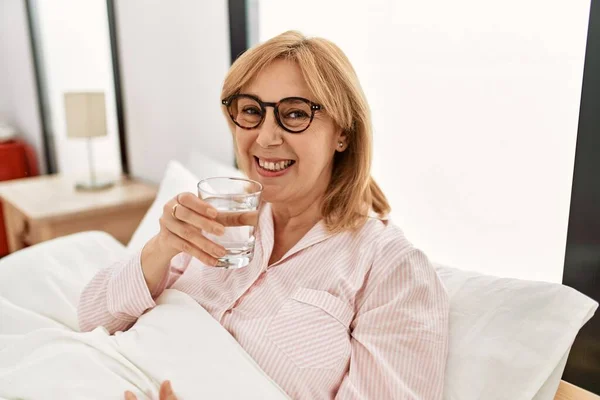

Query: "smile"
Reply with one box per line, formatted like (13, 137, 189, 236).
(254, 156, 296, 177)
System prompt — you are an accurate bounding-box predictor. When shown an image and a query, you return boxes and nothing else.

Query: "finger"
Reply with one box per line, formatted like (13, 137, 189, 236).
(176, 192, 218, 219)
(169, 200, 225, 235)
(163, 230, 221, 266)
(163, 217, 227, 258)
(160, 381, 176, 400)
(124, 391, 137, 400)
(216, 209, 258, 227)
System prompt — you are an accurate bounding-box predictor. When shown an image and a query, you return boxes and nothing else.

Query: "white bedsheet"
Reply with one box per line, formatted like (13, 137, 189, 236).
(0, 232, 288, 400)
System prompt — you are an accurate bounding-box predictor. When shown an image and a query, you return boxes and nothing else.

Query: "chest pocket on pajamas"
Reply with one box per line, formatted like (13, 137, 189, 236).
(267, 287, 354, 369)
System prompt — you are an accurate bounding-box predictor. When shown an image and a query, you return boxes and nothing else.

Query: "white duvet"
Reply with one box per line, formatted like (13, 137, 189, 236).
(0, 232, 288, 400)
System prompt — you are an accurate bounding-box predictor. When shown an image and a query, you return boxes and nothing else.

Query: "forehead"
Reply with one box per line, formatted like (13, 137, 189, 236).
(243, 59, 314, 101)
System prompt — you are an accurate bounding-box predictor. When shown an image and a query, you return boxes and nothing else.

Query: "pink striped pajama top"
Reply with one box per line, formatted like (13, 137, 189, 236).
(78, 202, 449, 399)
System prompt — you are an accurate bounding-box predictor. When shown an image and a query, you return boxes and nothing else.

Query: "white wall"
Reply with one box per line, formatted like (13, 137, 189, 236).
(258, 0, 591, 283)
(0, 31, 9, 118)
(32, 0, 121, 181)
(0, 0, 46, 173)
(115, 0, 234, 184)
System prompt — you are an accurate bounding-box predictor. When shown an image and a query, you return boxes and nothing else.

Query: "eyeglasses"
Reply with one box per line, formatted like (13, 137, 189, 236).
(221, 94, 323, 134)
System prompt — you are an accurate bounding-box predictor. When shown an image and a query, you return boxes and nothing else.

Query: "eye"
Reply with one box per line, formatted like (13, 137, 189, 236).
(285, 110, 309, 119)
(242, 106, 262, 115)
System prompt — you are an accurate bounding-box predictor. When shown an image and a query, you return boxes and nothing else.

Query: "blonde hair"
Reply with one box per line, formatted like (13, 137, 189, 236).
(221, 30, 390, 233)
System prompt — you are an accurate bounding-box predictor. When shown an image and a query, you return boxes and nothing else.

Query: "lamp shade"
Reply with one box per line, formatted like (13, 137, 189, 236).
(64, 92, 107, 138)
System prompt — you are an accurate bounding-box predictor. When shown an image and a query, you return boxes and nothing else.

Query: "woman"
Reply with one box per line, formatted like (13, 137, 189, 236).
(78, 30, 450, 400)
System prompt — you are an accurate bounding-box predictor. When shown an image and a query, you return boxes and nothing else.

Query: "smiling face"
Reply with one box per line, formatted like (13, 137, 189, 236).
(233, 59, 345, 206)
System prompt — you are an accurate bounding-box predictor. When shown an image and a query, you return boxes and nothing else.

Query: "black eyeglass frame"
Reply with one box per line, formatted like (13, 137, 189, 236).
(221, 94, 323, 134)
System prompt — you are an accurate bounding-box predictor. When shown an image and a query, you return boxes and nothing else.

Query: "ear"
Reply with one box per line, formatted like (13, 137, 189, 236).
(335, 129, 348, 152)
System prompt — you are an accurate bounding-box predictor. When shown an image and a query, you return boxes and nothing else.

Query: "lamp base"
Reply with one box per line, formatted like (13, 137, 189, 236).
(75, 179, 115, 191)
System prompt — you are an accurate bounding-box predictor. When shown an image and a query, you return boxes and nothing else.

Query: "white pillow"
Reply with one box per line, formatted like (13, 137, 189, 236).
(127, 156, 244, 252)
(184, 151, 245, 180)
(127, 160, 199, 251)
(434, 262, 598, 400)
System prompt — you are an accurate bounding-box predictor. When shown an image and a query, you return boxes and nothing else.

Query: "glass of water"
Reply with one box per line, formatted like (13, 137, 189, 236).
(197, 177, 263, 269)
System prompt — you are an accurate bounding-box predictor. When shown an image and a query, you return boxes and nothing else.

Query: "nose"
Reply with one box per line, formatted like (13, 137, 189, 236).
(255, 109, 284, 148)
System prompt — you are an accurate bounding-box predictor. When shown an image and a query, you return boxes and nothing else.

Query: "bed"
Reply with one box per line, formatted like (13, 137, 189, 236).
(0, 155, 597, 399)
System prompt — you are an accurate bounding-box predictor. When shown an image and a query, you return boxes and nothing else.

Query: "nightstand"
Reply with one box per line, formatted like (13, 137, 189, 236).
(555, 380, 600, 400)
(0, 174, 157, 254)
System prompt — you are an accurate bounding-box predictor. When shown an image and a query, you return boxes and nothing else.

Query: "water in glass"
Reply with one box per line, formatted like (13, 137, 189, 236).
(198, 177, 262, 269)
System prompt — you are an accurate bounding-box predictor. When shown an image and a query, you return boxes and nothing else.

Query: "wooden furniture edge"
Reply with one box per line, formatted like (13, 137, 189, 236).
(0, 177, 157, 223)
(555, 380, 600, 400)
(28, 197, 156, 224)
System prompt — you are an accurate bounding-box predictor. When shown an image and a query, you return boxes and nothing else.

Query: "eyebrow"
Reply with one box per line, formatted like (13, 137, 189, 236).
(240, 92, 316, 103)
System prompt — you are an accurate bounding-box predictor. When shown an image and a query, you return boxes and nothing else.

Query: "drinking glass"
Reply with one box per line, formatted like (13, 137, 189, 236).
(197, 177, 262, 269)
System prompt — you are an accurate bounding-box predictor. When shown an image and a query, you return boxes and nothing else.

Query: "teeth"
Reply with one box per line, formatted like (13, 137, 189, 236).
(257, 158, 293, 171)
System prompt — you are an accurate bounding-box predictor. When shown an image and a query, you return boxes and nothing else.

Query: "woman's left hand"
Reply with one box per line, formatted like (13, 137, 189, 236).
(124, 381, 178, 400)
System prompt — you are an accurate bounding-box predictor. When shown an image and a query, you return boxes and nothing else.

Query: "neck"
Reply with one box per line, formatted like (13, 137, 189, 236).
(270, 193, 323, 235)
(271, 170, 331, 234)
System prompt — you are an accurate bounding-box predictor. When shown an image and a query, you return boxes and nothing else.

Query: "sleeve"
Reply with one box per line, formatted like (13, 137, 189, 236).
(77, 251, 191, 334)
(335, 247, 450, 400)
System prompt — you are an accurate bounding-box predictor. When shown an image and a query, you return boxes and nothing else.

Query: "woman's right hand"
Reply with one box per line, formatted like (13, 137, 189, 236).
(157, 192, 227, 264)
(140, 192, 227, 293)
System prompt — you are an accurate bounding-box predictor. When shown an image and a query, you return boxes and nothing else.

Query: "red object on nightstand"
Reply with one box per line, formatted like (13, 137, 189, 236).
(0, 139, 40, 256)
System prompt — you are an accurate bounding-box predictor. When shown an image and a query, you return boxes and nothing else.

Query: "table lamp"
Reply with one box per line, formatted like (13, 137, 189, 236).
(64, 91, 114, 191)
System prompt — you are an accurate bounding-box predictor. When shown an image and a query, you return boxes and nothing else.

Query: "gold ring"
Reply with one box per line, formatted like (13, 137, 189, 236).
(172, 203, 179, 219)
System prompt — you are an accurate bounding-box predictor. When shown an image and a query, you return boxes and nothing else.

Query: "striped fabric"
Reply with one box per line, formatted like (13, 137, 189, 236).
(78, 203, 449, 399)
